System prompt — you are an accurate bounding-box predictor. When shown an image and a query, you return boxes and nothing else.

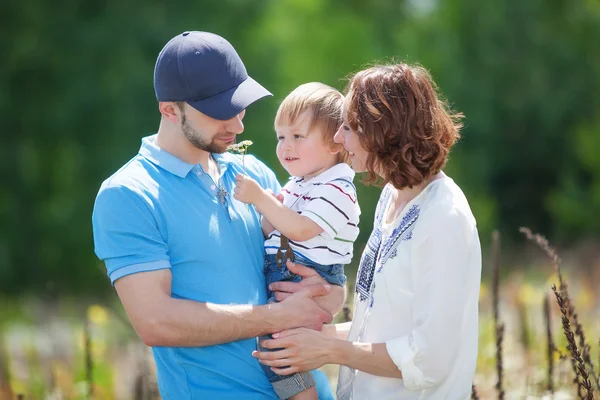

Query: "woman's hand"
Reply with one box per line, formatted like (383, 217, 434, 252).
(252, 328, 335, 375)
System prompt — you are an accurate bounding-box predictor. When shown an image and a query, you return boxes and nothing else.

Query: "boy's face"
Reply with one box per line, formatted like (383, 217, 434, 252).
(275, 111, 339, 180)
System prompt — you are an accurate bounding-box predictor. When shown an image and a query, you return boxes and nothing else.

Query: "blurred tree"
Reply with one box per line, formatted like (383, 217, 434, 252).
(393, 0, 600, 242)
(1, 0, 599, 293)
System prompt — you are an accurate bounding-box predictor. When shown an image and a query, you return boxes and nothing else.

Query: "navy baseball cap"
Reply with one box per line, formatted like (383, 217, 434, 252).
(154, 31, 272, 120)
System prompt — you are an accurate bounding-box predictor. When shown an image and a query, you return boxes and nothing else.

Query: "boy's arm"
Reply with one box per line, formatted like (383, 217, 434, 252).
(257, 194, 323, 241)
(261, 216, 275, 237)
(235, 174, 323, 241)
(260, 189, 282, 237)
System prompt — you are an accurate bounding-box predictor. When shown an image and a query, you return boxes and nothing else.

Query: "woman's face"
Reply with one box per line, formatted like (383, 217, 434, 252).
(334, 96, 369, 173)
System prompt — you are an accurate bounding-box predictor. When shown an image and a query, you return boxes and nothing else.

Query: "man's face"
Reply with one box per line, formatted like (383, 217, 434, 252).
(178, 104, 246, 153)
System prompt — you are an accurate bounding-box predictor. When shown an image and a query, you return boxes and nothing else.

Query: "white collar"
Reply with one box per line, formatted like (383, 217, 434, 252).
(292, 163, 355, 187)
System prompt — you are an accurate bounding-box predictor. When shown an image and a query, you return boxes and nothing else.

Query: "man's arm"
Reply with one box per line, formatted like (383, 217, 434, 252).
(115, 268, 332, 347)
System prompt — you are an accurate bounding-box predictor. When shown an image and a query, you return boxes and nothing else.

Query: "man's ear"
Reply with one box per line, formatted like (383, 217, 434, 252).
(158, 102, 182, 124)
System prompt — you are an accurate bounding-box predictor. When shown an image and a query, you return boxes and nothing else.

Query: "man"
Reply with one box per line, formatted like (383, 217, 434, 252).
(92, 31, 344, 399)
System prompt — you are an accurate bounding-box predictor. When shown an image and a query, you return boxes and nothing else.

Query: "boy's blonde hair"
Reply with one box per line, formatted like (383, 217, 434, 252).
(275, 82, 349, 164)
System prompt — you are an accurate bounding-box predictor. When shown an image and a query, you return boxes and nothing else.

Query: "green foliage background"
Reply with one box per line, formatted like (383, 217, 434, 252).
(1, 0, 600, 294)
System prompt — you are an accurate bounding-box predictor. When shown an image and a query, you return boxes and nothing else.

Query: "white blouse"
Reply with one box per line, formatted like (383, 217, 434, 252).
(337, 175, 481, 400)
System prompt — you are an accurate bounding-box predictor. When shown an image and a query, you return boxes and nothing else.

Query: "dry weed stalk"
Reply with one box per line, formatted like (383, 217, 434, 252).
(553, 285, 594, 399)
(491, 230, 501, 324)
(342, 283, 353, 323)
(544, 291, 555, 393)
(0, 338, 13, 400)
(84, 320, 93, 399)
(520, 227, 598, 396)
(495, 323, 506, 399)
(471, 384, 480, 400)
(491, 230, 505, 399)
(517, 297, 530, 362)
(342, 305, 352, 323)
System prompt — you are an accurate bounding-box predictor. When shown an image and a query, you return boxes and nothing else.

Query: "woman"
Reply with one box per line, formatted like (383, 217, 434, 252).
(254, 63, 481, 399)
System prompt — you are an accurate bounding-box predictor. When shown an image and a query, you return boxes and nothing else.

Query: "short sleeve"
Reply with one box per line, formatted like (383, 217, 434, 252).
(92, 184, 171, 285)
(385, 211, 481, 390)
(301, 180, 359, 240)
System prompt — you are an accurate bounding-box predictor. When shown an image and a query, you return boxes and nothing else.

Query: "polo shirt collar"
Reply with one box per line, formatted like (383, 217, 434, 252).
(296, 163, 355, 187)
(139, 134, 232, 178)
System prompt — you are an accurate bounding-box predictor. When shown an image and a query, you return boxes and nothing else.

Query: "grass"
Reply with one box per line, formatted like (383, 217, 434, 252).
(1, 236, 600, 399)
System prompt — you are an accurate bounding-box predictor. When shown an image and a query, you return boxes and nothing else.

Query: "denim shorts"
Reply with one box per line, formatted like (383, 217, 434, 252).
(259, 252, 346, 398)
(264, 252, 346, 304)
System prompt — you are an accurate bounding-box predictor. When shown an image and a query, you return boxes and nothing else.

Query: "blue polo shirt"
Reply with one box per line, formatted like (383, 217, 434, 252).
(93, 135, 284, 399)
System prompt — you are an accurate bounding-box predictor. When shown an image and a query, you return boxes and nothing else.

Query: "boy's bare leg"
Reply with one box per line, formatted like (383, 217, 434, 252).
(289, 386, 318, 400)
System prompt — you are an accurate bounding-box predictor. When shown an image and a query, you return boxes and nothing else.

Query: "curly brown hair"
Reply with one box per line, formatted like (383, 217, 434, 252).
(346, 63, 463, 189)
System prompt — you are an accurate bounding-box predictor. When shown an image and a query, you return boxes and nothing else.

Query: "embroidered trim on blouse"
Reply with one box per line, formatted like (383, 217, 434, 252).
(356, 187, 392, 302)
(356, 186, 421, 302)
(377, 205, 420, 272)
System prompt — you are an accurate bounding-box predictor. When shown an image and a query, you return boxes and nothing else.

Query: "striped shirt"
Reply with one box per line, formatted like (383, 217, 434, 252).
(265, 163, 361, 265)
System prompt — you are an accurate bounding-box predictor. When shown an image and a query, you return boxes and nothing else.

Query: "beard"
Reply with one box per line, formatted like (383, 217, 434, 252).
(181, 113, 229, 153)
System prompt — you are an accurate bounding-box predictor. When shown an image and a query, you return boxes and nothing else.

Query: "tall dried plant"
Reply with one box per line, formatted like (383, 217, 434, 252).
(342, 283, 353, 323)
(520, 227, 598, 396)
(544, 291, 555, 393)
(491, 230, 505, 399)
(553, 285, 594, 399)
(84, 320, 93, 399)
(471, 384, 480, 400)
(0, 337, 13, 400)
(492, 230, 501, 324)
(517, 297, 530, 363)
(495, 323, 506, 399)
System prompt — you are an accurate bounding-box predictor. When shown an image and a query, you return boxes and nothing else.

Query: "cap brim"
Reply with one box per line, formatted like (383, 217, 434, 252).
(187, 76, 272, 121)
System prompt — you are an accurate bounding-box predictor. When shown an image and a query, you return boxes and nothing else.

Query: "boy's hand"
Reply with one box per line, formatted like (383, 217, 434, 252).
(234, 174, 266, 204)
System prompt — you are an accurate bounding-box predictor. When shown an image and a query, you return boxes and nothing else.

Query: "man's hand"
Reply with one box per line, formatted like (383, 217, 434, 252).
(234, 174, 267, 204)
(271, 284, 333, 331)
(271, 261, 346, 315)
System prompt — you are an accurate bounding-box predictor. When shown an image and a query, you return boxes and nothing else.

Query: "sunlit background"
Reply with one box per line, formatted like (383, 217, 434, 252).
(2, 0, 600, 398)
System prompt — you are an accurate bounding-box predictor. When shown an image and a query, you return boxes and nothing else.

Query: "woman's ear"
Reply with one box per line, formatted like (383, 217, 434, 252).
(330, 142, 350, 164)
(328, 142, 344, 155)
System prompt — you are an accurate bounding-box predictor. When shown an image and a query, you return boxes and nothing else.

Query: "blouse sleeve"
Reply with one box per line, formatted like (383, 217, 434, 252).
(385, 210, 481, 390)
